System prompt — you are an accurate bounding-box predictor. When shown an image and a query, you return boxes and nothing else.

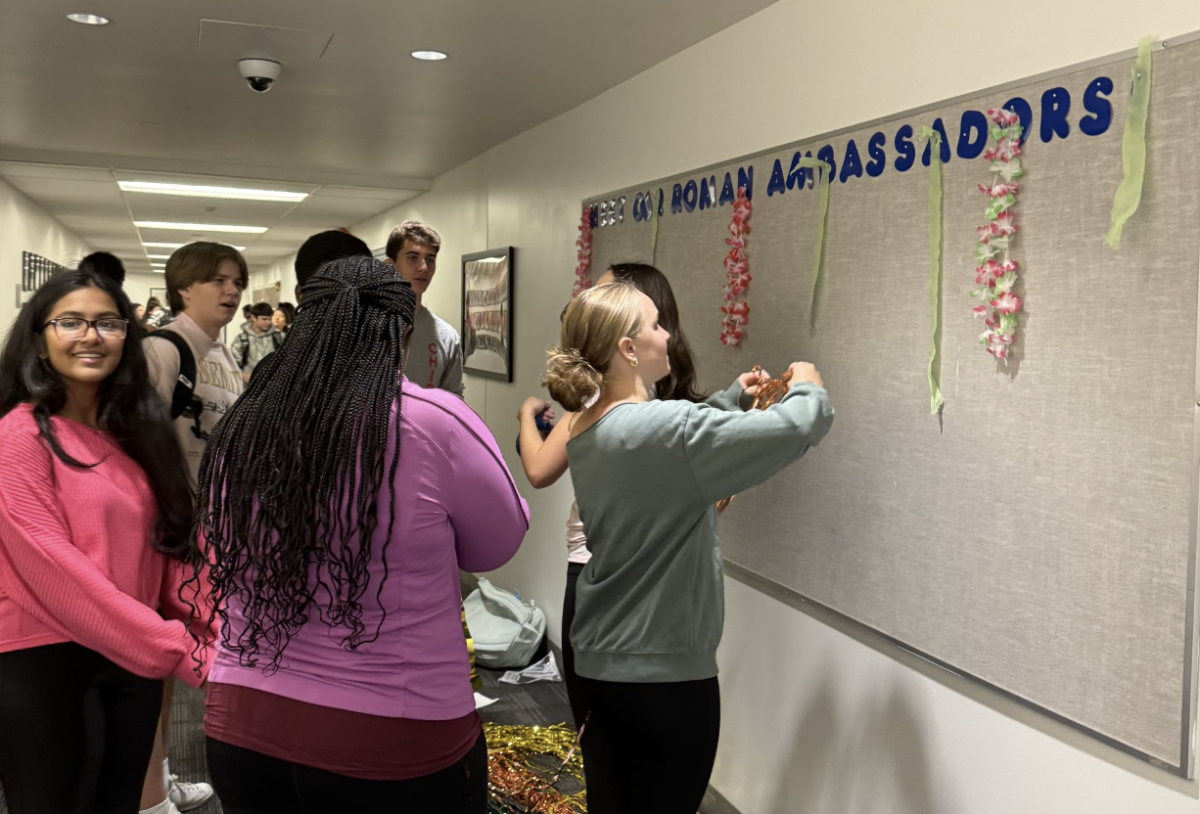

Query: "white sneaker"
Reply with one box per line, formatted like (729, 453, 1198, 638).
(138, 799, 180, 814)
(168, 775, 214, 812)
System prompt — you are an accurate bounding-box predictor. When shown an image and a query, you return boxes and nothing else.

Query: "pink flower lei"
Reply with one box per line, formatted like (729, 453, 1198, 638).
(973, 108, 1025, 361)
(572, 205, 593, 298)
(720, 187, 752, 346)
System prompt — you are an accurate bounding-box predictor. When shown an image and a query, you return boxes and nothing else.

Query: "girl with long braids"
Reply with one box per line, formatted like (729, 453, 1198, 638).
(193, 256, 529, 811)
(543, 282, 833, 813)
(0, 270, 208, 814)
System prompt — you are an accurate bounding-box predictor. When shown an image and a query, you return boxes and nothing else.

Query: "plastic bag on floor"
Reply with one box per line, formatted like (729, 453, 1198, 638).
(464, 577, 546, 669)
(499, 652, 562, 685)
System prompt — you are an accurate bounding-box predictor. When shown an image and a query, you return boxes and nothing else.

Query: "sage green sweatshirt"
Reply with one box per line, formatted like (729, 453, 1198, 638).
(566, 379, 833, 683)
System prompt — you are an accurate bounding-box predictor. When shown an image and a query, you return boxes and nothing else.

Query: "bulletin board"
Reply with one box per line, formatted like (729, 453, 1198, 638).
(585, 36, 1200, 773)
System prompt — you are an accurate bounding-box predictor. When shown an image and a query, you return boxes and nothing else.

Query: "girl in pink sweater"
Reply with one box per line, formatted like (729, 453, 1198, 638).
(0, 270, 207, 814)
(190, 257, 528, 812)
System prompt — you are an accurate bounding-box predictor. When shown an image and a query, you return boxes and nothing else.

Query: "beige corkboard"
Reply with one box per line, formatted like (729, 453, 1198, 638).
(586, 40, 1199, 770)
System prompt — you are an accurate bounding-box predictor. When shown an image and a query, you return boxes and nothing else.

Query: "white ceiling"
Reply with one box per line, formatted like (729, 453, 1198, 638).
(0, 0, 780, 274)
(0, 161, 422, 274)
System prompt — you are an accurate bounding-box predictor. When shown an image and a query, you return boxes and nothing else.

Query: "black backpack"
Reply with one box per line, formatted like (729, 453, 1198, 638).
(144, 331, 205, 430)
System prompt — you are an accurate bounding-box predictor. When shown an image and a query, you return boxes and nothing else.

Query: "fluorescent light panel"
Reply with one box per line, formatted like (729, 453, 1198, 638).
(119, 181, 307, 202)
(67, 13, 110, 25)
(135, 221, 267, 234)
(412, 50, 448, 60)
(142, 241, 247, 251)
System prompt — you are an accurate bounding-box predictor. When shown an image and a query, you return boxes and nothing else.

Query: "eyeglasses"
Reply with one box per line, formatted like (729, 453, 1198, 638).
(41, 318, 129, 341)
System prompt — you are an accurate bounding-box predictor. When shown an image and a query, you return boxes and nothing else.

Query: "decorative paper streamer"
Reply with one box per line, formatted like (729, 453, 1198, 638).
(918, 127, 946, 414)
(484, 722, 586, 813)
(719, 187, 752, 346)
(793, 157, 832, 328)
(650, 189, 662, 265)
(973, 109, 1024, 361)
(572, 206, 592, 297)
(1106, 36, 1154, 250)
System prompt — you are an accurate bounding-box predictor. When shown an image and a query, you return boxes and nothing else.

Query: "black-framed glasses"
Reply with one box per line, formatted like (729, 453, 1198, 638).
(41, 318, 129, 341)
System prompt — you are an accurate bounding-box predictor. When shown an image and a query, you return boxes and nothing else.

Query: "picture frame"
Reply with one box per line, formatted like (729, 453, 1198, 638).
(461, 247, 514, 382)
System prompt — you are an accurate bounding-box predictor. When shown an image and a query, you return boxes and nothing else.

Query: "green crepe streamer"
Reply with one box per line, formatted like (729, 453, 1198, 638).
(650, 189, 662, 265)
(1106, 36, 1154, 250)
(794, 157, 832, 328)
(918, 126, 946, 414)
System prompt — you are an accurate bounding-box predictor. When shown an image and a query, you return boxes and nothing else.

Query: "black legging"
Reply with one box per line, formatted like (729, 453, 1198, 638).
(0, 642, 164, 814)
(561, 562, 588, 729)
(206, 730, 489, 813)
(577, 675, 720, 814)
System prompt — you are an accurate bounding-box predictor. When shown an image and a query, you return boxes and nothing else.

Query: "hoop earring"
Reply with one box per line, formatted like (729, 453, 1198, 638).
(629, 357, 638, 367)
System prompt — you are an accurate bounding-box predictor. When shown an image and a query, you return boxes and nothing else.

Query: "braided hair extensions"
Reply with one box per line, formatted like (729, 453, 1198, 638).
(185, 256, 415, 672)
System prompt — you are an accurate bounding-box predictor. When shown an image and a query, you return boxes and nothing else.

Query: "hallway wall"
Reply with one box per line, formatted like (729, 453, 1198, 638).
(0, 176, 91, 333)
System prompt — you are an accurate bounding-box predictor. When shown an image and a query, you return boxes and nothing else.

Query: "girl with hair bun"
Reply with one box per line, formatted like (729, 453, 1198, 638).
(516, 265, 710, 750)
(544, 280, 834, 814)
(518, 264, 766, 811)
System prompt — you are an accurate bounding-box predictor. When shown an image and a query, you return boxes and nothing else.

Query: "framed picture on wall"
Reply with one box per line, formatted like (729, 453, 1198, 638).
(461, 247, 514, 382)
(149, 287, 167, 304)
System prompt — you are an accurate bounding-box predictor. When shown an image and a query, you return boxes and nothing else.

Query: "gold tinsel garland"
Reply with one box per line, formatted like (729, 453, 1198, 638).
(484, 723, 587, 813)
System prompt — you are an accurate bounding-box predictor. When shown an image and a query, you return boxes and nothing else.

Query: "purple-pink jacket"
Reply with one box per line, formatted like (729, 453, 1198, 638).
(208, 379, 529, 720)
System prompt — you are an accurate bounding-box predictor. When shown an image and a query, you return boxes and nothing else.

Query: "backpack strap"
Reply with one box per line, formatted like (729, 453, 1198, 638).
(144, 330, 197, 419)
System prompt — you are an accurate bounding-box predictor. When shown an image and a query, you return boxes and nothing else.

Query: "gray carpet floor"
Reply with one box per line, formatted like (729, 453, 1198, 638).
(0, 664, 575, 814)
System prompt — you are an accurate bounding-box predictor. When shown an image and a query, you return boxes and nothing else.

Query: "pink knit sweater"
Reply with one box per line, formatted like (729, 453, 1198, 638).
(0, 404, 210, 687)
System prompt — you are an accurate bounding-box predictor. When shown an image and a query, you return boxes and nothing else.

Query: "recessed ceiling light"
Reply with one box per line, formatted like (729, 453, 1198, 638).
(67, 12, 110, 25)
(411, 50, 448, 61)
(147, 254, 172, 259)
(135, 221, 268, 234)
(120, 181, 308, 202)
(142, 241, 247, 251)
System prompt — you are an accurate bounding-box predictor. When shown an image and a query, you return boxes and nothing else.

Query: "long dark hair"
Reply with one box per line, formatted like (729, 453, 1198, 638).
(0, 270, 194, 558)
(188, 256, 416, 672)
(608, 263, 707, 402)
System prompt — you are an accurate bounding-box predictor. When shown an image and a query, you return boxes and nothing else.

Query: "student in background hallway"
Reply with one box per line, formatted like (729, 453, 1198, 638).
(271, 302, 295, 336)
(385, 220, 464, 395)
(237, 304, 252, 335)
(0, 269, 210, 814)
(194, 257, 528, 812)
(545, 282, 834, 814)
(293, 229, 371, 302)
(143, 298, 170, 330)
(144, 243, 246, 483)
(249, 231, 372, 382)
(229, 302, 282, 383)
(140, 241, 248, 814)
(81, 251, 126, 287)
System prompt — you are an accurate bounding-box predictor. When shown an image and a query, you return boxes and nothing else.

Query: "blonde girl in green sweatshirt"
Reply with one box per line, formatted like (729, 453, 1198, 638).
(545, 282, 833, 814)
